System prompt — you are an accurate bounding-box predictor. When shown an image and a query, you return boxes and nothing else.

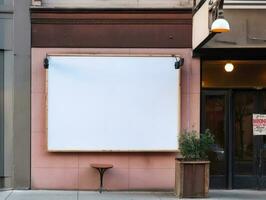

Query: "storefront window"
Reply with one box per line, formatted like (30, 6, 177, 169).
(202, 60, 266, 88)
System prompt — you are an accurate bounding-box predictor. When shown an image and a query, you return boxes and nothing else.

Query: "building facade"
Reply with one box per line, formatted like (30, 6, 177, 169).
(1, 0, 266, 191)
(30, 0, 200, 190)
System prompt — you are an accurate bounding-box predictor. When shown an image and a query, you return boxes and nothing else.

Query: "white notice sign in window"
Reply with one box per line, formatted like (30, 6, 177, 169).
(253, 114, 266, 136)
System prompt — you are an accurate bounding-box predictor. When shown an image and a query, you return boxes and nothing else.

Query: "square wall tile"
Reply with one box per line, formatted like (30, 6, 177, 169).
(77, 167, 99, 190)
(31, 49, 47, 93)
(129, 168, 175, 190)
(31, 167, 78, 189)
(103, 168, 129, 190)
(128, 153, 175, 169)
(31, 93, 46, 132)
(31, 133, 78, 168)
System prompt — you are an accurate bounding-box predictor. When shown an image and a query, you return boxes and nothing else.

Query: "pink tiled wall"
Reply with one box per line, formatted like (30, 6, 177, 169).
(31, 48, 200, 190)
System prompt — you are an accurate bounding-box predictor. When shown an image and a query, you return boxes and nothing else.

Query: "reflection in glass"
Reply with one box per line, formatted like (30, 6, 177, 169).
(234, 92, 255, 175)
(205, 95, 226, 176)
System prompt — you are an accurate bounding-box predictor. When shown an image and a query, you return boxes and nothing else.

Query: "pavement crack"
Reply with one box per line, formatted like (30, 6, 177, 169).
(4, 190, 14, 200)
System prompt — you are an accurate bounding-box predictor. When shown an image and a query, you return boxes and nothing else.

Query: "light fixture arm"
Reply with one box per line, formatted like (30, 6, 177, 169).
(210, 0, 230, 33)
(218, 0, 224, 10)
(217, 0, 225, 18)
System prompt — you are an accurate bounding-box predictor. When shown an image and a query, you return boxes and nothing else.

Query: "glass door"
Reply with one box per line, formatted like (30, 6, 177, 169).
(233, 90, 266, 189)
(202, 89, 266, 189)
(260, 91, 266, 188)
(201, 90, 229, 189)
(233, 91, 257, 188)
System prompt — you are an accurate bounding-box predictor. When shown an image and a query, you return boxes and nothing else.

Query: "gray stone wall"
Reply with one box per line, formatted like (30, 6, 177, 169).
(0, 51, 3, 180)
(0, 0, 31, 189)
(12, 0, 31, 189)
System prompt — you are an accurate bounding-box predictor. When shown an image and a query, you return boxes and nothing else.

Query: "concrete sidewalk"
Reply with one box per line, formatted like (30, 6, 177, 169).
(1, 190, 266, 200)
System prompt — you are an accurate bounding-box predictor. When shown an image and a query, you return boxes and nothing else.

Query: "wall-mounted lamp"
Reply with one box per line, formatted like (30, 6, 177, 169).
(44, 57, 49, 69)
(210, 0, 230, 33)
(174, 57, 184, 69)
(224, 63, 234, 72)
(211, 11, 230, 33)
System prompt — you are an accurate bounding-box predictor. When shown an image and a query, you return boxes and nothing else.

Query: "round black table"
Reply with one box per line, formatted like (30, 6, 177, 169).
(91, 163, 113, 193)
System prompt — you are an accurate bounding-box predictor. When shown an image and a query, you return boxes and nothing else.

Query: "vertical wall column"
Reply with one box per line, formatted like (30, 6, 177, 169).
(3, 50, 14, 189)
(12, 0, 31, 189)
(181, 51, 200, 132)
(0, 0, 14, 188)
(0, 51, 4, 180)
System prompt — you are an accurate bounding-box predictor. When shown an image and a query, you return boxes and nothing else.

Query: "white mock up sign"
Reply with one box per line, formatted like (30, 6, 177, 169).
(47, 56, 180, 152)
(253, 114, 266, 136)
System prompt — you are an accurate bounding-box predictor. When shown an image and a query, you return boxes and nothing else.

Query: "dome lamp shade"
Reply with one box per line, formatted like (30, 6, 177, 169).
(211, 18, 230, 33)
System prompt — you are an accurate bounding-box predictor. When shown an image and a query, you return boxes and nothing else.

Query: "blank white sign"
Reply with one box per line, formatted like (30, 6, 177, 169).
(47, 56, 179, 151)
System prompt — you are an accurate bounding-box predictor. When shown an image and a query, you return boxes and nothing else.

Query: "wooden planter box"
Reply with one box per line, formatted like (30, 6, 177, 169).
(175, 159, 210, 198)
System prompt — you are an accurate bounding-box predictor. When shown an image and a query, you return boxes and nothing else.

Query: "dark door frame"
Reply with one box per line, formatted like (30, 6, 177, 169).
(201, 89, 266, 189)
(201, 89, 233, 189)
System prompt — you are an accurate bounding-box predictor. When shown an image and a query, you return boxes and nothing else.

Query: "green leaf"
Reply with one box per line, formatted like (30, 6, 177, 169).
(179, 129, 214, 161)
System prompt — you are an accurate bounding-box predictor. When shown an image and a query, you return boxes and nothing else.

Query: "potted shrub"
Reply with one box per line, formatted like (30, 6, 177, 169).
(175, 129, 214, 198)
